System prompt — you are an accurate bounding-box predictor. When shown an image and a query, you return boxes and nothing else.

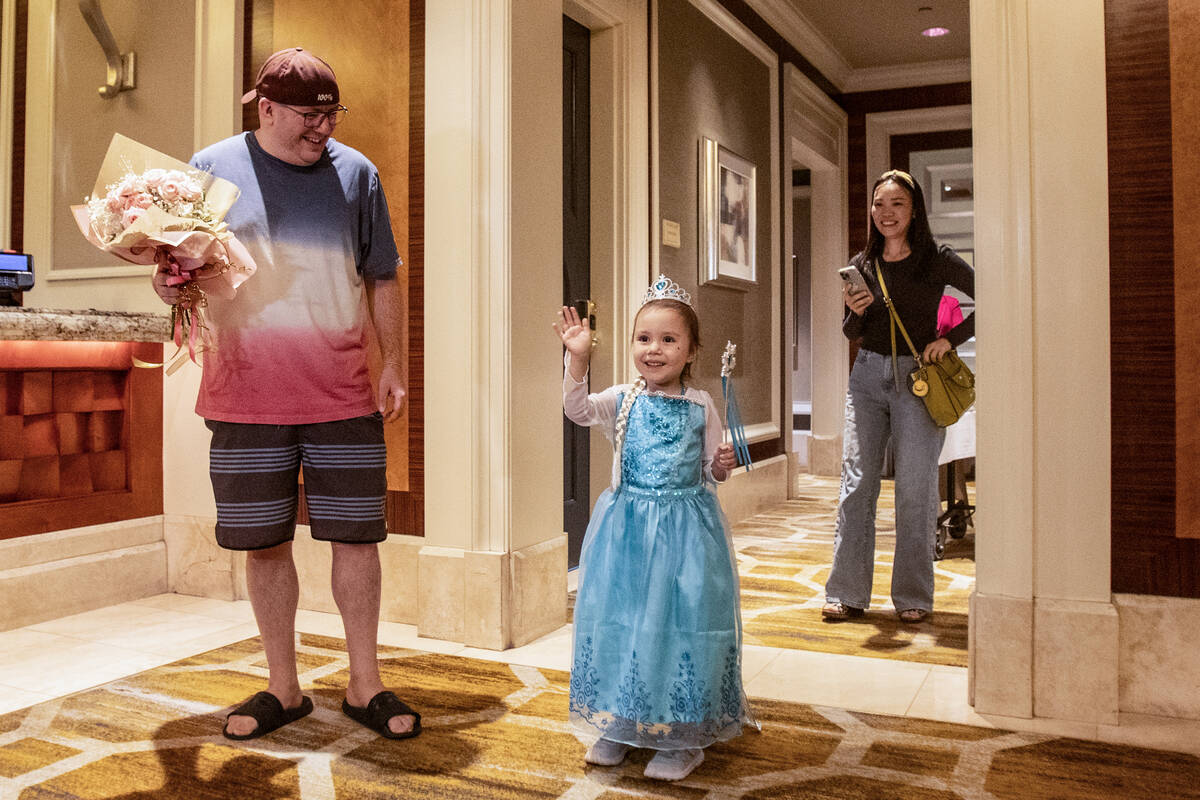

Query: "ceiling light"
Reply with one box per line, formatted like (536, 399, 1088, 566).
(922, 26, 950, 37)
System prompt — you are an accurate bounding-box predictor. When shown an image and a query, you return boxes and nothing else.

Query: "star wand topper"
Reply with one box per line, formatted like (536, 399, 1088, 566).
(721, 341, 753, 470)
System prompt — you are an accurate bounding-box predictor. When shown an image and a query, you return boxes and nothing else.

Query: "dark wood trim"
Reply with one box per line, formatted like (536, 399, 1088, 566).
(290, 0, 425, 537)
(888, 129, 972, 174)
(838, 83, 973, 256)
(241, 0, 272, 133)
(747, 437, 783, 464)
(8, 0, 27, 253)
(1105, 0, 1189, 595)
(399, 0, 425, 536)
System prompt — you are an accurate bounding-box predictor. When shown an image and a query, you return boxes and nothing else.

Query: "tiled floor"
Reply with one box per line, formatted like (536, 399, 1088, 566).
(4, 592, 1200, 757)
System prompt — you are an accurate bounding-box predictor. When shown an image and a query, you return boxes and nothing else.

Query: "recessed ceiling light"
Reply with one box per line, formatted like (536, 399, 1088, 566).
(922, 26, 950, 37)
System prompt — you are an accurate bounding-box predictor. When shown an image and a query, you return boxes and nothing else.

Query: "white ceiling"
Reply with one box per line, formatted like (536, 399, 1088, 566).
(748, 0, 971, 92)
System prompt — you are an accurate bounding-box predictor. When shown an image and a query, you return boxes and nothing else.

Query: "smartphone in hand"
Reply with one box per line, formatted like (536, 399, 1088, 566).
(839, 265, 869, 295)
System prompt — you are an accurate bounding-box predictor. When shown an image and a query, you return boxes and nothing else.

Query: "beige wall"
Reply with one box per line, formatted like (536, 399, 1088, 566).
(23, 0, 196, 311)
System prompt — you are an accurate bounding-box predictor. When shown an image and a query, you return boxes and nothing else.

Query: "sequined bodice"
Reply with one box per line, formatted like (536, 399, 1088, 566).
(619, 393, 706, 490)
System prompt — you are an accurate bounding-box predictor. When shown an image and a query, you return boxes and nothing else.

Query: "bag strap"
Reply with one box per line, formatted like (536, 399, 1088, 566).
(874, 260, 922, 390)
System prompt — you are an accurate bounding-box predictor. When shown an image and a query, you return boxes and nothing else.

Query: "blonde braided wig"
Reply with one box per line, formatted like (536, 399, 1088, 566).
(612, 376, 647, 489)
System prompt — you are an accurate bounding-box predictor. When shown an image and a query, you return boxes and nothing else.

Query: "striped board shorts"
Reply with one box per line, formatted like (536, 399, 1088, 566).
(205, 413, 387, 550)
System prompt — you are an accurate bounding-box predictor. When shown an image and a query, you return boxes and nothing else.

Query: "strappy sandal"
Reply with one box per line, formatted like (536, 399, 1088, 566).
(898, 608, 929, 624)
(821, 601, 864, 621)
(342, 690, 422, 740)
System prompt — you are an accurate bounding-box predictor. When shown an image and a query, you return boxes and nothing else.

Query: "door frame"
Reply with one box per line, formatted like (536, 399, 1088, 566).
(562, 0, 650, 514)
(783, 62, 848, 476)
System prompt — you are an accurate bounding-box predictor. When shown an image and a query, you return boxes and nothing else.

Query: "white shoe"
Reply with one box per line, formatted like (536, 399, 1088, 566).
(585, 738, 632, 766)
(644, 747, 704, 781)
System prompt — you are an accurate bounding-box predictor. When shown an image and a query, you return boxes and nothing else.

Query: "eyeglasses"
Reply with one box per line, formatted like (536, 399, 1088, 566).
(272, 102, 350, 128)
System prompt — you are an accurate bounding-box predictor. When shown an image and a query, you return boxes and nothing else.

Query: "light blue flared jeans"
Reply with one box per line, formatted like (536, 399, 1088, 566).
(825, 349, 945, 612)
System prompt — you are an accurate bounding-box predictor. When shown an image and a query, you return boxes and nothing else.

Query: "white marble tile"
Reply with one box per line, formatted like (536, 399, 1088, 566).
(1115, 594, 1200, 719)
(458, 624, 573, 671)
(972, 710, 1099, 742)
(904, 665, 992, 726)
(741, 645, 780, 685)
(373, 621, 467, 657)
(745, 649, 931, 716)
(126, 592, 211, 612)
(118, 620, 260, 659)
(90, 612, 247, 654)
(25, 602, 171, 639)
(158, 597, 256, 623)
(0, 684, 53, 714)
(1100, 712, 1200, 756)
(293, 608, 347, 639)
(0, 641, 165, 696)
(0, 629, 77, 667)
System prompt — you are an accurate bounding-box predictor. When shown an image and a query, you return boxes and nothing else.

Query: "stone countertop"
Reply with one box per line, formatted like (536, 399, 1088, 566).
(0, 307, 173, 342)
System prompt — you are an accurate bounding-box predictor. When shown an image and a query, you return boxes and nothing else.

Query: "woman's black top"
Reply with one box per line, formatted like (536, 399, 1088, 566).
(842, 245, 975, 356)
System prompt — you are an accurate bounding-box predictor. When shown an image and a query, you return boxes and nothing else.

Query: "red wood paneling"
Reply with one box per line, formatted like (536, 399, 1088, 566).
(0, 341, 163, 539)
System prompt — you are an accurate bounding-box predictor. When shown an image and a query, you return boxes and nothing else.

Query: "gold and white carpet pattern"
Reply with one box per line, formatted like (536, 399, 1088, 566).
(4, 633, 1200, 799)
(733, 474, 974, 667)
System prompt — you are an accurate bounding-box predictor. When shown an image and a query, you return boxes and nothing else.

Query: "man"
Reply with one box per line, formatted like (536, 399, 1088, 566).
(153, 47, 418, 741)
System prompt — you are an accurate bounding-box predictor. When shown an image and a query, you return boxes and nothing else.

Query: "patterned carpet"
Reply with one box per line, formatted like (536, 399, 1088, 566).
(3, 633, 1199, 799)
(732, 474, 974, 668)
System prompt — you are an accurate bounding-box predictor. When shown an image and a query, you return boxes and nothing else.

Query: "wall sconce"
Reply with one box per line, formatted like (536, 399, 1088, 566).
(78, 0, 136, 99)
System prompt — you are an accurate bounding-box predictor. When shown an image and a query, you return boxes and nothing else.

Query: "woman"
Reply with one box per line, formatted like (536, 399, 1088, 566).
(823, 169, 975, 624)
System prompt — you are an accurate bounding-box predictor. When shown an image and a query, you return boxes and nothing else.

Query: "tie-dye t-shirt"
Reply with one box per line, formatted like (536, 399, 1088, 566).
(189, 132, 400, 424)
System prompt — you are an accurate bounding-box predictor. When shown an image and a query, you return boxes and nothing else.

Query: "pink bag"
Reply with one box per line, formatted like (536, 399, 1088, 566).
(937, 296, 963, 338)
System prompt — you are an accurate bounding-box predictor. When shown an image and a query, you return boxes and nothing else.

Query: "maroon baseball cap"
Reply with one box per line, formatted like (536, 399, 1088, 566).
(241, 47, 339, 106)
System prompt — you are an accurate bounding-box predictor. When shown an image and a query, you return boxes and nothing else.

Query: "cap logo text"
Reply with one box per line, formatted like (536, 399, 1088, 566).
(317, 93, 333, 101)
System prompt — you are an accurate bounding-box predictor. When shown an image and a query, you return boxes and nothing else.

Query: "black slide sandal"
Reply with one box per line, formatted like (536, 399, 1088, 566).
(222, 691, 314, 741)
(342, 690, 422, 740)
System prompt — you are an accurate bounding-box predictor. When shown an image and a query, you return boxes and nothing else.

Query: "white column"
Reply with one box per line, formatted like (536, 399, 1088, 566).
(971, 0, 1115, 724)
(424, 0, 566, 649)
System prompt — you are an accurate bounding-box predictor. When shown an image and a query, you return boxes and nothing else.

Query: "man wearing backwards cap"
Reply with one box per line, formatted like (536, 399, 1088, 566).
(153, 47, 418, 742)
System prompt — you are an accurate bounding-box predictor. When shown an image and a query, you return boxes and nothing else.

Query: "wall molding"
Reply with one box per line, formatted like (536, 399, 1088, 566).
(784, 62, 848, 464)
(864, 104, 972, 198)
(658, 0, 782, 443)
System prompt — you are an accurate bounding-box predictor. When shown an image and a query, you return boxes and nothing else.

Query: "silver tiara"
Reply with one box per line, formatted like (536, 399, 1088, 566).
(641, 273, 693, 307)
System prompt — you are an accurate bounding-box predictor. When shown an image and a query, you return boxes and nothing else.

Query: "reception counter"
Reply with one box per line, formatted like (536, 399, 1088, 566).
(0, 307, 170, 539)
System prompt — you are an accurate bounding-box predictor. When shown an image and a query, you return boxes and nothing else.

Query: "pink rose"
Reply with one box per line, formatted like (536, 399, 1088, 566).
(121, 206, 146, 227)
(116, 174, 143, 200)
(158, 180, 183, 204)
(141, 168, 167, 191)
(179, 178, 203, 202)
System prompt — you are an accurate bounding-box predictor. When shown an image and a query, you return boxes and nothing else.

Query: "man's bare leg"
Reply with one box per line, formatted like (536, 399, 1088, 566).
(225, 541, 305, 737)
(332, 541, 415, 735)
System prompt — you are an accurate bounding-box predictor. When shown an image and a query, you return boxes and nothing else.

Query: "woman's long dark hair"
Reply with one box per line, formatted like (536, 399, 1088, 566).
(862, 170, 937, 280)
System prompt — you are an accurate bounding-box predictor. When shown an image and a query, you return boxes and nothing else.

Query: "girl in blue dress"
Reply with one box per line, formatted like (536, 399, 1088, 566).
(553, 274, 754, 782)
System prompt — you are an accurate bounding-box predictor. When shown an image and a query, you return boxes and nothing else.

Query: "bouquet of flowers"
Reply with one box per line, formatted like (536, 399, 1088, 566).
(71, 133, 256, 370)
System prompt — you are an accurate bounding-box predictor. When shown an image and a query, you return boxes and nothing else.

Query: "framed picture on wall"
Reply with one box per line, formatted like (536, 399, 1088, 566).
(925, 162, 974, 217)
(699, 137, 756, 289)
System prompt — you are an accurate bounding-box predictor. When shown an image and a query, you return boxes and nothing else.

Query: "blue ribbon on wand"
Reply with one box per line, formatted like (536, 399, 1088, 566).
(721, 341, 752, 470)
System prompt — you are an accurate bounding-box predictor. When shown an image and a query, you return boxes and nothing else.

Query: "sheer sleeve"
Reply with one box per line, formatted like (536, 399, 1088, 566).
(696, 389, 728, 484)
(562, 353, 621, 439)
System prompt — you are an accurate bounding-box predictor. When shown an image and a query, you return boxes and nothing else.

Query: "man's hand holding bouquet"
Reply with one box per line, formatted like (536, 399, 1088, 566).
(72, 133, 256, 371)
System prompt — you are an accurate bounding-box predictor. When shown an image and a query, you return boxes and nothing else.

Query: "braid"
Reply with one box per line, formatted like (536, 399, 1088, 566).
(612, 376, 646, 488)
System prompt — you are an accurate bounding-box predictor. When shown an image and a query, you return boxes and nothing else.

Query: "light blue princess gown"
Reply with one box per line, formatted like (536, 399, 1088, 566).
(563, 364, 754, 750)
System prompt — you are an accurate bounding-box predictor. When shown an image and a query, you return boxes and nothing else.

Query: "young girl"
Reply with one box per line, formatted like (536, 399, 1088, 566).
(553, 275, 754, 782)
